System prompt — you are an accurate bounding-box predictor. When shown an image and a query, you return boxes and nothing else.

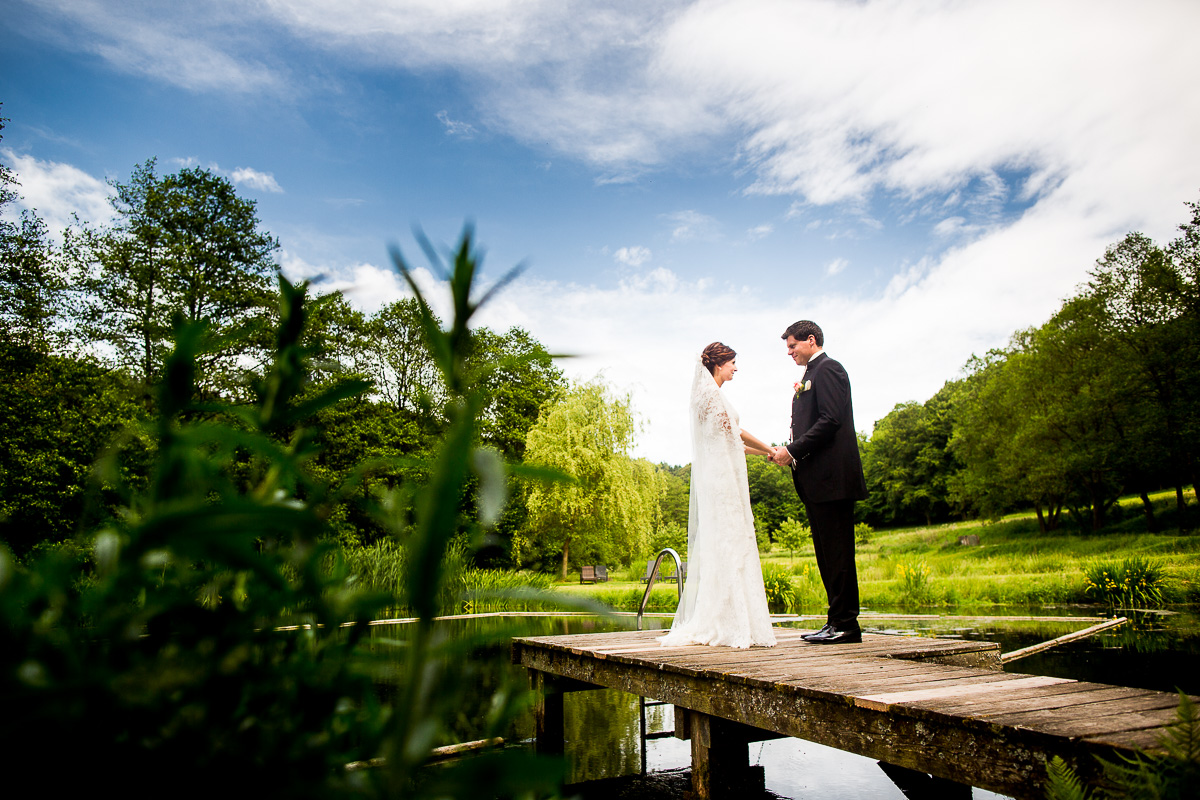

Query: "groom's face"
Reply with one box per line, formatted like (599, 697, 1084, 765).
(786, 335, 818, 365)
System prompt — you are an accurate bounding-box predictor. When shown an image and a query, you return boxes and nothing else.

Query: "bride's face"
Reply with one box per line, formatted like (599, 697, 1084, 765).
(714, 358, 737, 384)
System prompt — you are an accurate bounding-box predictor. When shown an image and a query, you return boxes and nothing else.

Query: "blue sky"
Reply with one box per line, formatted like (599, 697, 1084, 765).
(3, 0, 1199, 464)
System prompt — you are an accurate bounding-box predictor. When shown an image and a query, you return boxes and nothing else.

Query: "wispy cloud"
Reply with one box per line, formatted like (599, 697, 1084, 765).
(824, 258, 848, 277)
(747, 223, 773, 240)
(664, 209, 719, 242)
(436, 110, 477, 138)
(21, 0, 286, 94)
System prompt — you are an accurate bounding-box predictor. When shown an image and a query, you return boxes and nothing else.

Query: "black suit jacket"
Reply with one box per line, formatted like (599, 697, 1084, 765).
(785, 353, 868, 505)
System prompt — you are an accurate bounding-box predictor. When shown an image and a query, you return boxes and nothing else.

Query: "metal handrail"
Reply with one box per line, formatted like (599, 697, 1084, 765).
(636, 547, 684, 631)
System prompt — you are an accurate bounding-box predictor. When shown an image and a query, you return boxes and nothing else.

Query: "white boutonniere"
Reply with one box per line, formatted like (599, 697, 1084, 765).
(793, 379, 812, 398)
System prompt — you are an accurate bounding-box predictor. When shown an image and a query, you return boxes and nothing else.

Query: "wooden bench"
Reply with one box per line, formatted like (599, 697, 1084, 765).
(580, 565, 610, 584)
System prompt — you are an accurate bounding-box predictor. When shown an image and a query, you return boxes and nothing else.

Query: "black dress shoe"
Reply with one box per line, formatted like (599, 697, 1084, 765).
(801, 624, 833, 641)
(807, 626, 862, 644)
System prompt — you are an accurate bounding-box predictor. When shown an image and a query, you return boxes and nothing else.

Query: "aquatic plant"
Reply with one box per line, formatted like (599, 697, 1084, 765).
(1084, 556, 1165, 609)
(761, 562, 797, 613)
(895, 558, 936, 607)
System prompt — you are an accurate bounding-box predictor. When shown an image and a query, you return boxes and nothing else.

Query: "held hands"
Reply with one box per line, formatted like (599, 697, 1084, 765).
(769, 445, 794, 467)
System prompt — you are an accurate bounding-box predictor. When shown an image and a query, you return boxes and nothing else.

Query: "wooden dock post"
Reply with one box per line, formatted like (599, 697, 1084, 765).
(530, 670, 599, 757)
(675, 707, 778, 798)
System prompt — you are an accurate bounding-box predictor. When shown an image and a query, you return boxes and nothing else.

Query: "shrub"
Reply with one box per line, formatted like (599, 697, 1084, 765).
(854, 522, 873, 545)
(1084, 556, 1165, 609)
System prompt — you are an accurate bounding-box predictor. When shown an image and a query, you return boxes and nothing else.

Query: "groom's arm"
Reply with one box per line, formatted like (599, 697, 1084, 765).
(786, 361, 849, 461)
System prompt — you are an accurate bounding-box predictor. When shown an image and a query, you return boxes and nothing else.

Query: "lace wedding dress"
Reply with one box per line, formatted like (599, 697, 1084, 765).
(659, 358, 776, 649)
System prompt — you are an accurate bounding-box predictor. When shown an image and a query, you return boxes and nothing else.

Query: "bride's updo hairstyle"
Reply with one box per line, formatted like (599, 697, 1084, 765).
(701, 342, 736, 375)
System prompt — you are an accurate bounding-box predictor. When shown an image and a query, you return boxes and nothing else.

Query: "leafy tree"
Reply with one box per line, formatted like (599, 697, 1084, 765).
(1165, 198, 1200, 503)
(467, 325, 564, 460)
(775, 517, 809, 559)
(0, 342, 145, 555)
(656, 462, 690, 531)
(951, 343, 1071, 530)
(0, 118, 69, 351)
(1085, 231, 1195, 517)
(521, 379, 659, 577)
(861, 384, 960, 526)
(365, 298, 442, 413)
(954, 298, 1138, 532)
(76, 159, 279, 392)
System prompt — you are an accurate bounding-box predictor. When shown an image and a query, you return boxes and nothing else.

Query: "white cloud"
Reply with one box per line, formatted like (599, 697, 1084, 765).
(231, 167, 284, 193)
(614, 245, 652, 267)
(1, 148, 113, 236)
(824, 258, 848, 277)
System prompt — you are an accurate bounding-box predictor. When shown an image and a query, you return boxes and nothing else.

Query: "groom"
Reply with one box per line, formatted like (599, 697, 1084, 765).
(771, 321, 867, 644)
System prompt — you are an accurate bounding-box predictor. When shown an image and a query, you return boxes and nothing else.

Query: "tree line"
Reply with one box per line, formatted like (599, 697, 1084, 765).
(0, 112, 729, 576)
(0, 114, 575, 559)
(859, 196, 1200, 533)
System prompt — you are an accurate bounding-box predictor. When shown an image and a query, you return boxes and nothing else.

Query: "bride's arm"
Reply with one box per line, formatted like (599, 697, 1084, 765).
(740, 429, 773, 456)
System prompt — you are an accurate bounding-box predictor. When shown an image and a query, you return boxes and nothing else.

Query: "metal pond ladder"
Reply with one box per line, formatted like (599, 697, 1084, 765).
(636, 547, 685, 774)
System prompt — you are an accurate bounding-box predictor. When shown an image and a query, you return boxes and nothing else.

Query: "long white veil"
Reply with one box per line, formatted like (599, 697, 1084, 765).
(664, 355, 738, 636)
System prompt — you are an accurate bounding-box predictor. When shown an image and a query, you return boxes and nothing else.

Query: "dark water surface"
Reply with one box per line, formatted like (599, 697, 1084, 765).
(378, 608, 1200, 799)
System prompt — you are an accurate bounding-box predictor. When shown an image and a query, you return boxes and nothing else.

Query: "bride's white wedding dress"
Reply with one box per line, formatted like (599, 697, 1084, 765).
(659, 358, 776, 649)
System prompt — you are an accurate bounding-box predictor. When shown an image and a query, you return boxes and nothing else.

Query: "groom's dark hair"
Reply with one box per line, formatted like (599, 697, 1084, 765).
(782, 320, 823, 346)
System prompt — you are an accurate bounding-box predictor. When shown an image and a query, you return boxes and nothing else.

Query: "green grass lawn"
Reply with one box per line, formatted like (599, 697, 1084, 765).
(554, 488, 1200, 612)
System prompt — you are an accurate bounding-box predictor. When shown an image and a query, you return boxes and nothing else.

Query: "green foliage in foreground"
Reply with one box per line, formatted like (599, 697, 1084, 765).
(1044, 692, 1200, 799)
(0, 234, 567, 797)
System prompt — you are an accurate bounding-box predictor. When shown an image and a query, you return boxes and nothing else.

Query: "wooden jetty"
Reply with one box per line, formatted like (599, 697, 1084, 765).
(511, 627, 1192, 799)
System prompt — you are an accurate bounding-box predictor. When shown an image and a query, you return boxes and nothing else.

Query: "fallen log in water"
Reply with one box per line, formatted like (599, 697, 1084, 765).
(1000, 617, 1129, 664)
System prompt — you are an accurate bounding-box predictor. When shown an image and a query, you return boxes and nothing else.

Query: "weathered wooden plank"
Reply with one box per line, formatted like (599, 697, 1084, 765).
(783, 665, 1016, 695)
(910, 683, 1146, 716)
(1082, 727, 1171, 752)
(731, 656, 937, 682)
(987, 695, 1187, 730)
(1009, 706, 1183, 738)
(856, 675, 1073, 711)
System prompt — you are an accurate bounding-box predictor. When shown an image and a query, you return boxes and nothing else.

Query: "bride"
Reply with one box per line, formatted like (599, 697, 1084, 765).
(660, 342, 777, 649)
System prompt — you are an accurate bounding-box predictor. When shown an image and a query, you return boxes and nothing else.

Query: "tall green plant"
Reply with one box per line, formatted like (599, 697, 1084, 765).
(0, 229, 564, 797)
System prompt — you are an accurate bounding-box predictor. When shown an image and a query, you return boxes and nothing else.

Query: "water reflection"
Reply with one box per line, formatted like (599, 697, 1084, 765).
(376, 609, 1199, 798)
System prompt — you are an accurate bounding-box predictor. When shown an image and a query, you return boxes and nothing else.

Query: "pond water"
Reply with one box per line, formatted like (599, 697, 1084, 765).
(377, 608, 1200, 799)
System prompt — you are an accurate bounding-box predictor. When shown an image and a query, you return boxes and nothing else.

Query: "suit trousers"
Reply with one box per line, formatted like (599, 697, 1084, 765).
(804, 498, 859, 630)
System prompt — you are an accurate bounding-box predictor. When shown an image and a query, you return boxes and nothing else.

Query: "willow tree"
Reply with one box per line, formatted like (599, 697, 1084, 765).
(521, 379, 660, 578)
